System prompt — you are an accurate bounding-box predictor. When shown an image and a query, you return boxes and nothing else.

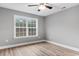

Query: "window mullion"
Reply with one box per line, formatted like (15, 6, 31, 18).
(36, 19, 38, 36)
(26, 20, 28, 37)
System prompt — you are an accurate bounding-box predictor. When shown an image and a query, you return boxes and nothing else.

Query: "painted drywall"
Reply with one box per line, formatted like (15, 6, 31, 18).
(0, 7, 45, 46)
(45, 5, 79, 48)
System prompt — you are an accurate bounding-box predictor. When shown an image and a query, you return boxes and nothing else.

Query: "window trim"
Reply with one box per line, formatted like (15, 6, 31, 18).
(14, 15, 38, 38)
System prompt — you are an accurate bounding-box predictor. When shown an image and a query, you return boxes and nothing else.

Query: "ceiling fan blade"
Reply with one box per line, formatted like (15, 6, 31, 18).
(28, 5, 38, 7)
(45, 5, 52, 9)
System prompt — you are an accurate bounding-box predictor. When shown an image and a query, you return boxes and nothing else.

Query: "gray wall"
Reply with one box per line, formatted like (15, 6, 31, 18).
(1, 4, 79, 49)
(0, 7, 45, 46)
(45, 5, 79, 48)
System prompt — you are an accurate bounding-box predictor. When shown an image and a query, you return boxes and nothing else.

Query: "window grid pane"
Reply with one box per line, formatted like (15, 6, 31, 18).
(16, 28, 26, 37)
(28, 20, 36, 27)
(28, 28, 36, 36)
(16, 18, 26, 27)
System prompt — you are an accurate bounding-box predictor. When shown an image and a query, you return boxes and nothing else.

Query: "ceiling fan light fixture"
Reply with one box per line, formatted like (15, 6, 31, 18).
(38, 5, 46, 10)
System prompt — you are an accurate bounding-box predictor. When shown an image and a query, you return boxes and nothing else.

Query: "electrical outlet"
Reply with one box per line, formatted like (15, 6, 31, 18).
(5, 40, 9, 42)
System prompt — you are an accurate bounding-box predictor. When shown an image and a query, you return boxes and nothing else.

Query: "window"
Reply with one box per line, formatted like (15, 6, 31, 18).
(14, 15, 38, 38)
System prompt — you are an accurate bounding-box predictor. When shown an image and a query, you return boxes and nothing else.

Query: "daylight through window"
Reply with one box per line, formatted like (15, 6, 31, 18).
(14, 15, 38, 38)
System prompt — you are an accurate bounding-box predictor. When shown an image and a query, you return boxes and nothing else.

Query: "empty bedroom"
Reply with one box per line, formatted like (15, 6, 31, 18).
(0, 2, 79, 56)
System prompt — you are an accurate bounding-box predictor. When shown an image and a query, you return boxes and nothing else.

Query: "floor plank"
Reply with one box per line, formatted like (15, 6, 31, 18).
(0, 42, 79, 56)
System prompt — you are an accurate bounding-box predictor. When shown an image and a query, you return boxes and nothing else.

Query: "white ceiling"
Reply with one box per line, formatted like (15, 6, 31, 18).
(0, 3, 79, 16)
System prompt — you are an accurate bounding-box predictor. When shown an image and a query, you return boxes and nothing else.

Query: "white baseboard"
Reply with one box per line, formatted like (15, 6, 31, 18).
(46, 40, 79, 52)
(0, 40, 46, 49)
(0, 40, 79, 52)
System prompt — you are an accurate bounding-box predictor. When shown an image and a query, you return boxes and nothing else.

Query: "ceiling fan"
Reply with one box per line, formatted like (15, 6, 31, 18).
(28, 3, 53, 11)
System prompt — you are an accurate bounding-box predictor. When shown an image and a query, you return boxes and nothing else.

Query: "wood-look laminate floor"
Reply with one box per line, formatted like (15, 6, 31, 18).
(0, 42, 79, 56)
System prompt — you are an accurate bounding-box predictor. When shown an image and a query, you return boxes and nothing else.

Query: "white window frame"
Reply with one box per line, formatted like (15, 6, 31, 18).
(14, 15, 38, 38)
